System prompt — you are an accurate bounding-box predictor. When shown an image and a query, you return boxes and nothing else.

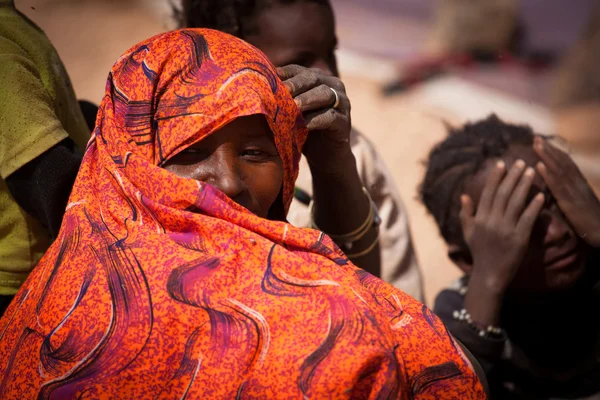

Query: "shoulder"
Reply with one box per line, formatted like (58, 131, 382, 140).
(379, 284, 487, 398)
(0, 34, 28, 59)
(0, 6, 40, 53)
(0, 25, 38, 76)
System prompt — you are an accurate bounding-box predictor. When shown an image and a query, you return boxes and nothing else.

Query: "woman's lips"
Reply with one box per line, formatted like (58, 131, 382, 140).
(544, 246, 580, 271)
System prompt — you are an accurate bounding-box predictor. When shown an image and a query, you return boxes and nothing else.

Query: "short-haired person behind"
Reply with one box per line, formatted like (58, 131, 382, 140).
(0, 29, 486, 399)
(175, 0, 424, 301)
(422, 115, 600, 399)
(0, 0, 89, 315)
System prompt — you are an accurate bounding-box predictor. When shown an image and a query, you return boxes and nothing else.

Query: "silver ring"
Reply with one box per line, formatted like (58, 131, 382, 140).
(330, 87, 340, 109)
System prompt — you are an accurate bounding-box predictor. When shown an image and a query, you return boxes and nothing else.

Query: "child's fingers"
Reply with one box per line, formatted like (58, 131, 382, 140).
(505, 167, 536, 222)
(533, 136, 562, 170)
(459, 194, 475, 237)
(478, 161, 506, 215)
(536, 161, 555, 188)
(517, 193, 545, 234)
(490, 159, 526, 215)
(544, 138, 571, 163)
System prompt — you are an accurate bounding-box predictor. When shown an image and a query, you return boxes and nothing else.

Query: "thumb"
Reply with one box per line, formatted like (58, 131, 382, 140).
(459, 194, 475, 238)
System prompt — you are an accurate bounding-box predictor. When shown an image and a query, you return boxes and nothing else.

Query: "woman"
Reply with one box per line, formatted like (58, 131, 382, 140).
(175, 0, 424, 301)
(421, 115, 600, 398)
(0, 29, 485, 398)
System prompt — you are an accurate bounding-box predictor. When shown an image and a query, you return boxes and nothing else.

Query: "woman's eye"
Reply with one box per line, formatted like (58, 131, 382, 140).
(242, 149, 270, 161)
(177, 148, 210, 162)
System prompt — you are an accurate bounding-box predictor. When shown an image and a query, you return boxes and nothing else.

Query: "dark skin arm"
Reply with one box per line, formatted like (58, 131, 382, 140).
(460, 160, 545, 326)
(278, 65, 380, 276)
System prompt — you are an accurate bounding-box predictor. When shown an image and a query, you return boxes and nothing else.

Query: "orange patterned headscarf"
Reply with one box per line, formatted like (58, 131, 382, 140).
(0, 29, 485, 399)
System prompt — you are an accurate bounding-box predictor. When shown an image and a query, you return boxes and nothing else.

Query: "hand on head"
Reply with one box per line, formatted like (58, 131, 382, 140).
(179, 0, 349, 174)
(440, 128, 598, 327)
(534, 136, 600, 248)
(277, 65, 352, 174)
(460, 137, 594, 296)
(460, 160, 545, 294)
(422, 116, 594, 297)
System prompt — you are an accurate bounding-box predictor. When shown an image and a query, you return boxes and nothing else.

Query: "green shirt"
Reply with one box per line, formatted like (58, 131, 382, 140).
(0, 0, 90, 294)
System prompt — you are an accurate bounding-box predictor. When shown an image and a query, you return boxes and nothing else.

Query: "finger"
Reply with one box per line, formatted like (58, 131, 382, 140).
(536, 160, 566, 200)
(536, 161, 553, 187)
(505, 166, 536, 222)
(294, 84, 338, 112)
(517, 193, 545, 234)
(490, 159, 527, 215)
(459, 194, 475, 233)
(545, 138, 571, 162)
(277, 66, 345, 92)
(303, 108, 347, 133)
(276, 65, 305, 80)
(533, 136, 562, 169)
(477, 160, 506, 215)
(297, 87, 351, 118)
(278, 67, 323, 97)
(319, 74, 346, 92)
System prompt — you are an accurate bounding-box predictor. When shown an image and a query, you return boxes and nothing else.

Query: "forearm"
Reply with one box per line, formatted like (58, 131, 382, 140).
(309, 146, 381, 276)
(465, 268, 506, 327)
(464, 275, 505, 327)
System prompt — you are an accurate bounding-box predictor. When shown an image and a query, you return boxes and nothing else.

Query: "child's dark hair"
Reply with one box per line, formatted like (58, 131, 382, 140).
(173, 0, 331, 38)
(420, 114, 537, 247)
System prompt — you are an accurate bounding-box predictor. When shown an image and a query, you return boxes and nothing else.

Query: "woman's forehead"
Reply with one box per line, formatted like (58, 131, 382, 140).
(186, 115, 274, 147)
(499, 143, 541, 167)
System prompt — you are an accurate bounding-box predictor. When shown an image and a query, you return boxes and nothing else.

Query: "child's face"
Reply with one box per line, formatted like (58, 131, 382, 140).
(244, 2, 339, 77)
(458, 143, 589, 294)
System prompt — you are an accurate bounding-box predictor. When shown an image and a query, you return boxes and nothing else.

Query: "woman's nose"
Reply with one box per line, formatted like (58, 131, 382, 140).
(211, 158, 246, 200)
(543, 212, 572, 247)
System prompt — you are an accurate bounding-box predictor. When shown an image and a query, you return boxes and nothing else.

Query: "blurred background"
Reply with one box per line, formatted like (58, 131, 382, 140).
(17, 0, 600, 305)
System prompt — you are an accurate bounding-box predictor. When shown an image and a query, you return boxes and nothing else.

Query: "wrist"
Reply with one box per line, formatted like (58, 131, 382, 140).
(464, 283, 504, 327)
(469, 268, 511, 297)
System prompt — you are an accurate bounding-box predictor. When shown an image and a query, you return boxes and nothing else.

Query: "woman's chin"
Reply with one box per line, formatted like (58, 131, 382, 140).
(544, 257, 587, 292)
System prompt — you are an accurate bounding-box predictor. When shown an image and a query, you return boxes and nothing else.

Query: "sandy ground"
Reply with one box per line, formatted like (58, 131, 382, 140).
(17, 0, 558, 305)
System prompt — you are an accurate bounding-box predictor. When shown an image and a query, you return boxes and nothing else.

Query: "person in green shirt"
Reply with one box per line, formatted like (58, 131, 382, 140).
(0, 0, 90, 314)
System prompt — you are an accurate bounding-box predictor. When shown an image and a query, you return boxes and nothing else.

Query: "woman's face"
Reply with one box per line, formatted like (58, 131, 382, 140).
(163, 115, 283, 218)
(460, 144, 589, 294)
(245, 2, 339, 77)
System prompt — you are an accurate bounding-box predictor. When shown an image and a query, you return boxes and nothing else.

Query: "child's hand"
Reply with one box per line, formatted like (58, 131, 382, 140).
(460, 160, 545, 294)
(534, 136, 600, 248)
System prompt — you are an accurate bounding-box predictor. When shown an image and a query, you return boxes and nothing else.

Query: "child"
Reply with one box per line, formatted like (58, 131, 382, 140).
(421, 115, 600, 399)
